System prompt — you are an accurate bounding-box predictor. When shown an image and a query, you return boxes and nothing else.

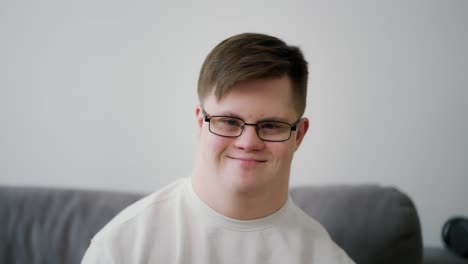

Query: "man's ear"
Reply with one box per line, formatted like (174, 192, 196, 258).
(195, 106, 204, 137)
(294, 117, 309, 151)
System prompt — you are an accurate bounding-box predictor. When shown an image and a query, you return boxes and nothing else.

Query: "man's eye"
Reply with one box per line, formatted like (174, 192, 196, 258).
(260, 122, 281, 130)
(222, 118, 242, 127)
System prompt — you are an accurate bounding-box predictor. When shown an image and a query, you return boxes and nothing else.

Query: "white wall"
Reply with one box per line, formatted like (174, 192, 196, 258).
(2, 0, 467, 248)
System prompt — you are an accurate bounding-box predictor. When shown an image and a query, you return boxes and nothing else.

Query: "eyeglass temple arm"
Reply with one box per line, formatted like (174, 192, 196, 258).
(291, 119, 302, 131)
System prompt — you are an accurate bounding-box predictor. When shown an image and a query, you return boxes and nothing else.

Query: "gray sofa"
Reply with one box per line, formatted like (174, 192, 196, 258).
(0, 183, 464, 264)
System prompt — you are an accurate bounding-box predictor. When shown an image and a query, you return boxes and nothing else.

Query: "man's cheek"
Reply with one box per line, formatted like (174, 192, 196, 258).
(209, 136, 231, 151)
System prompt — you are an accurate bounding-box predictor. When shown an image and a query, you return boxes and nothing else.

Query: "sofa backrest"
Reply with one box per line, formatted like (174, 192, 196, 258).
(0, 184, 422, 264)
(290, 184, 423, 264)
(0, 186, 141, 264)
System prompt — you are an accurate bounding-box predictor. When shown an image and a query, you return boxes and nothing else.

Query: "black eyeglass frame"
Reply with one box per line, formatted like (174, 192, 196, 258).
(201, 108, 301, 142)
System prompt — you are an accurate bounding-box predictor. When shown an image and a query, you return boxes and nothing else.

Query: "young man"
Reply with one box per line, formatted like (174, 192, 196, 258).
(82, 33, 355, 263)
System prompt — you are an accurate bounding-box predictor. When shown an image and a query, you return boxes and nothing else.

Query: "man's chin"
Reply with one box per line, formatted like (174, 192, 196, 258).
(222, 170, 266, 194)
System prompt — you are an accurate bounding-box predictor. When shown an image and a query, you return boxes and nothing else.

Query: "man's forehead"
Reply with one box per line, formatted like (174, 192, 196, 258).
(202, 76, 292, 100)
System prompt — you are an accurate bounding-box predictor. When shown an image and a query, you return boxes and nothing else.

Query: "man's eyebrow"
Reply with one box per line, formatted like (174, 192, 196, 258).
(215, 111, 292, 123)
(214, 111, 243, 119)
(257, 117, 293, 123)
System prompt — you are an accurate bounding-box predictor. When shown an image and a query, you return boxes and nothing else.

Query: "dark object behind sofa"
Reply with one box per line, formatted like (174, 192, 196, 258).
(1, 184, 423, 264)
(442, 217, 468, 258)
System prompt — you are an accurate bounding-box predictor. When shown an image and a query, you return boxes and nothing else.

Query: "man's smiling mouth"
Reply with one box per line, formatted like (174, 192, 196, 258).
(227, 156, 267, 163)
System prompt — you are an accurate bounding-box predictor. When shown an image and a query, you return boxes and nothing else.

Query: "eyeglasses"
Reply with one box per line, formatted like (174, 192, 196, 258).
(202, 108, 300, 142)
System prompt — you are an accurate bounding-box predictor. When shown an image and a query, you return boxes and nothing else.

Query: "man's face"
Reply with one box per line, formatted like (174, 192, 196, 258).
(195, 75, 309, 195)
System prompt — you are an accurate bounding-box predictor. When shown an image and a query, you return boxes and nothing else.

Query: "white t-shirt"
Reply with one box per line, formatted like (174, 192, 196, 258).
(82, 177, 355, 264)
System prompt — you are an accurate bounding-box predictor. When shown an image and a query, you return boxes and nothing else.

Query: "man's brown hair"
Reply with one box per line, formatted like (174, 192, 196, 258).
(197, 33, 309, 117)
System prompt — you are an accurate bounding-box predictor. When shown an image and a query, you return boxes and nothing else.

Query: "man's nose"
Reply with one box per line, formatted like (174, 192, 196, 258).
(234, 124, 264, 150)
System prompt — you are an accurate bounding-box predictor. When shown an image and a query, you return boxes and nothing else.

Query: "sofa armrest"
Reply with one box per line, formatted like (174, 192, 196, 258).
(424, 247, 468, 264)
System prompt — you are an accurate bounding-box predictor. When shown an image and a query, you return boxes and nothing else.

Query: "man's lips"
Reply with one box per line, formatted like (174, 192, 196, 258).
(227, 156, 267, 163)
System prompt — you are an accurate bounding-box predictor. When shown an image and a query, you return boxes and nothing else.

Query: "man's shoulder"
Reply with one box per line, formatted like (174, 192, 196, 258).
(285, 199, 331, 238)
(92, 177, 188, 241)
(284, 200, 356, 263)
